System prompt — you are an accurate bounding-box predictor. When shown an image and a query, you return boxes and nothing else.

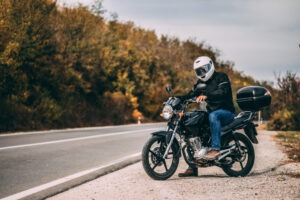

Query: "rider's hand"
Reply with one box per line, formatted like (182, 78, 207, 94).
(196, 95, 207, 103)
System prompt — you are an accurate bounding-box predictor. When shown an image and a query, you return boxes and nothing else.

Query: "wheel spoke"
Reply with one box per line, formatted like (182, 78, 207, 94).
(152, 161, 161, 170)
(165, 152, 174, 159)
(239, 161, 244, 169)
(162, 160, 168, 172)
(240, 146, 248, 153)
(159, 141, 165, 150)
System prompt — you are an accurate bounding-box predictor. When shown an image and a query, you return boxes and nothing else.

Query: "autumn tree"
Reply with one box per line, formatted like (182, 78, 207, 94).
(0, 0, 58, 131)
(269, 72, 300, 130)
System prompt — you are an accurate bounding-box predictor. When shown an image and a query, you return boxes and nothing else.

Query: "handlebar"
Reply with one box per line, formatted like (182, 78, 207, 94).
(184, 98, 199, 104)
(184, 98, 205, 104)
(184, 98, 207, 112)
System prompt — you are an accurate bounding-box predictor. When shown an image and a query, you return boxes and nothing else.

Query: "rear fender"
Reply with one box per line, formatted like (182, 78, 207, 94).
(243, 123, 259, 144)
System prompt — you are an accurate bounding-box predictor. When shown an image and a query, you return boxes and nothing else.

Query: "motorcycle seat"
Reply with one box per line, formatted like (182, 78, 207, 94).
(221, 112, 251, 133)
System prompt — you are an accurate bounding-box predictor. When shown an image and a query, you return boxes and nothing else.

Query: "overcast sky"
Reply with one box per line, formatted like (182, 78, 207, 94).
(59, 0, 300, 84)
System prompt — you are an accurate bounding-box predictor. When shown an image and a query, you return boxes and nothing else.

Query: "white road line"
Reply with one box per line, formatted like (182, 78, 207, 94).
(0, 153, 141, 200)
(0, 128, 158, 151)
(0, 123, 164, 137)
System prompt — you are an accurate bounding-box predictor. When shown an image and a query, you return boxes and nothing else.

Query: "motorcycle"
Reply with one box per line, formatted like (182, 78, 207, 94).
(142, 84, 271, 180)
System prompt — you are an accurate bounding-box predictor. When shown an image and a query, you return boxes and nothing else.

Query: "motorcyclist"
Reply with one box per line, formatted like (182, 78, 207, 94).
(178, 56, 235, 177)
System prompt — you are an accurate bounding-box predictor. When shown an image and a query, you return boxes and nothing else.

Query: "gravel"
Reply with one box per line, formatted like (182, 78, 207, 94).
(47, 131, 300, 200)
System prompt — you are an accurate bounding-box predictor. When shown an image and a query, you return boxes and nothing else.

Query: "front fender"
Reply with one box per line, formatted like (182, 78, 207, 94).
(151, 130, 181, 157)
(151, 131, 173, 143)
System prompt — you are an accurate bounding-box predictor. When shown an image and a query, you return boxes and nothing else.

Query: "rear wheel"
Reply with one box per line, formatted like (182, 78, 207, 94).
(142, 135, 180, 180)
(221, 132, 255, 177)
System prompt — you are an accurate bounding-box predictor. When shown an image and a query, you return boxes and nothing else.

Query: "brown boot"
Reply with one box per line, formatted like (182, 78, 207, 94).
(178, 168, 198, 177)
(204, 150, 220, 160)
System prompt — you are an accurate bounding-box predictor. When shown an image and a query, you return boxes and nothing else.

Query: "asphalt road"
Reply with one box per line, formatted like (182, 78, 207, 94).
(0, 123, 166, 199)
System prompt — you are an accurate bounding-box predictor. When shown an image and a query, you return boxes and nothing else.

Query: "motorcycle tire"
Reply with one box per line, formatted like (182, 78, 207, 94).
(221, 132, 255, 177)
(142, 135, 180, 180)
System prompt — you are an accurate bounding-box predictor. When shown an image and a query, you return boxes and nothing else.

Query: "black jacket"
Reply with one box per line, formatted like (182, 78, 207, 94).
(181, 71, 235, 113)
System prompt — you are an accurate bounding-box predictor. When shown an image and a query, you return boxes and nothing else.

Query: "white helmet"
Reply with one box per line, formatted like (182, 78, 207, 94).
(193, 56, 215, 82)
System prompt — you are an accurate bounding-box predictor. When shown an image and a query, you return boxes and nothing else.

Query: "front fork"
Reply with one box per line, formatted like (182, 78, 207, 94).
(162, 117, 182, 159)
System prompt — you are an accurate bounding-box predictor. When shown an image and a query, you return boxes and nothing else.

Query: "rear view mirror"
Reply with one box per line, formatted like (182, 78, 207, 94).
(166, 85, 171, 93)
(166, 85, 174, 97)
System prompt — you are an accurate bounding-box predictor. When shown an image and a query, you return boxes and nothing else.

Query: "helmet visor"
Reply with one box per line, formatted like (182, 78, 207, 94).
(195, 64, 211, 77)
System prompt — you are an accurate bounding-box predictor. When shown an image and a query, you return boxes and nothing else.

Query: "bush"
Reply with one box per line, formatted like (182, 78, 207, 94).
(268, 72, 300, 131)
(268, 108, 300, 131)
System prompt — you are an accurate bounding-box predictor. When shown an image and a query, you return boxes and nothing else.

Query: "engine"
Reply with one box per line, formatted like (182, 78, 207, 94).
(188, 137, 208, 159)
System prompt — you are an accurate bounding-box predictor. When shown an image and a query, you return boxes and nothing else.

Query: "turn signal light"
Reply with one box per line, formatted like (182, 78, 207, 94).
(178, 112, 184, 117)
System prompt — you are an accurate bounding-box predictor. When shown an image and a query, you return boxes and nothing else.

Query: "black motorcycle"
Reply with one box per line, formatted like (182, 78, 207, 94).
(142, 85, 271, 180)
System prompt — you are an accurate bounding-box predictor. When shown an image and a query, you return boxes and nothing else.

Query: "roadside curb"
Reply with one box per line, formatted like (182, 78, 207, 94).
(33, 154, 141, 200)
(3, 154, 141, 200)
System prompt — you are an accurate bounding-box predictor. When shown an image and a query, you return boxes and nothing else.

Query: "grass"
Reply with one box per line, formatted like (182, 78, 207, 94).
(276, 131, 300, 162)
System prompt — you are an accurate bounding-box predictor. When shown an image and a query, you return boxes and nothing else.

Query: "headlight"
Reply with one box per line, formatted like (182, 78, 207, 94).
(162, 105, 174, 120)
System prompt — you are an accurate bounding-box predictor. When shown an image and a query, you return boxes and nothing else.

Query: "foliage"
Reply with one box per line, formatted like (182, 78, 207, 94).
(268, 72, 300, 131)
(0, 0, 276, 132)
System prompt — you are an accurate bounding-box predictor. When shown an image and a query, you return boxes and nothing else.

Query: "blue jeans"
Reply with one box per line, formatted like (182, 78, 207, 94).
(187, 109, 234, 170)
(209, 109, 235, 150)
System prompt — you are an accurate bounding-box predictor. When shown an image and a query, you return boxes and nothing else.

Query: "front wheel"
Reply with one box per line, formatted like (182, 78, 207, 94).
(142, 135, 180, 180)
(221, 132, 255, 177)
